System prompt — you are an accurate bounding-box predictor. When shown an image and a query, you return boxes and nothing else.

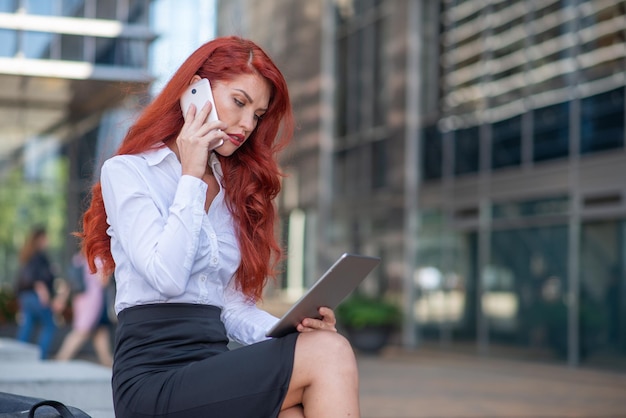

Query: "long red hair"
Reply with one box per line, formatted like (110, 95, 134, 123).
(78, 36, 294, 301)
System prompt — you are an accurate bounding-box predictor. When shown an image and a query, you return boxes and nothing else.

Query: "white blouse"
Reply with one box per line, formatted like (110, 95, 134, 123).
(100, 144, 279, 345)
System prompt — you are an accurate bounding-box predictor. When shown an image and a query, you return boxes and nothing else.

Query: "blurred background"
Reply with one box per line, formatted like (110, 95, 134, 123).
(0, 0, 624, 371)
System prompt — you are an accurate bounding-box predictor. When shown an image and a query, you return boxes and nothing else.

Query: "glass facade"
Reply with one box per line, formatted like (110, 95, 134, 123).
(415, 0, 626, 367)
(580, 88, 625, 154)
(324, 0, 626, 368)
(216, 0, 626, 369)
(0, 0, 154, 297)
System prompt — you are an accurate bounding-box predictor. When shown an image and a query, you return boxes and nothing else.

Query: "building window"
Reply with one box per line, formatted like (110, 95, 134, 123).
(578, 2, 625, 83)
(489, 225, 568, 347)
(336, 33, 349, 138)
(335, 149, 350, 197)
(96, 0, 117, 19)
(581, 88, 624, 154)
(533, 103, 569, 162)
(454, 126, 479, 176)
(343, 31, 361, 135)
(62, 0, 84, 17)
(492, 115, 521, 169)
(59, 34, 85, 61)
(0, 29, 16, 56)
(0, 0, 17, 13)
(23, 31, 54, 59)
(335, 1, 386, 139)
(492, 196, 569, 221)
(371, 139, 387, 190)
(422, 125, 442, 180)
(372, 17, 386, 128)
(23, 0, 55, 15)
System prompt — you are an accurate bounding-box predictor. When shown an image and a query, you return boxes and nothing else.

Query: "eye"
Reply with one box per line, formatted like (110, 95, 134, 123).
(234, 98, 244, 107)
(254, 113, 265, 121)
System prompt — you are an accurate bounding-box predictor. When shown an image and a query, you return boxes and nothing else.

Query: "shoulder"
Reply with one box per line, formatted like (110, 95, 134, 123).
(102, 146, 173, 176)
(102, 154, 145, 172)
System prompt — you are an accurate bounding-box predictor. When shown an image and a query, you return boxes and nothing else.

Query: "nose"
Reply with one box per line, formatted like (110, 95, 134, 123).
(240, 111, 256, 133)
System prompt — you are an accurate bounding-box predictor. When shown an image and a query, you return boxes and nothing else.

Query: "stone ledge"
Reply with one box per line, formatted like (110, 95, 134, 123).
(0, 360, 113, 417)
(0, 337, 40, 362)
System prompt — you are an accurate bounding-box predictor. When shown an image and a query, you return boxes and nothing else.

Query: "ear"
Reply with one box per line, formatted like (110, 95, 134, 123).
(189, 74, 202, 85)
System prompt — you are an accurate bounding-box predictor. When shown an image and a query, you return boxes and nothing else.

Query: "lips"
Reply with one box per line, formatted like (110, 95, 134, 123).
(228, 134, 244, 146)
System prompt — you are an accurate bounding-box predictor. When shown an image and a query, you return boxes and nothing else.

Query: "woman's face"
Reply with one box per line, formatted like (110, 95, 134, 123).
(210, 73, 271, 157)
(35, 233, 48, 250)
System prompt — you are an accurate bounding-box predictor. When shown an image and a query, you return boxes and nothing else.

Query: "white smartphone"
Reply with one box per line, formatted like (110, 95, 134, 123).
(180, 78, 219, 123)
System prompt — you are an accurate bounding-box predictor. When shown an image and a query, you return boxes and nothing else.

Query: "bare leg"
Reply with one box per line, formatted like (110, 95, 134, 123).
(92, 327, 113, 367)
(55, 330, 89, 361)
(281, 331, 360, 417)
(278, 405, 304, 418)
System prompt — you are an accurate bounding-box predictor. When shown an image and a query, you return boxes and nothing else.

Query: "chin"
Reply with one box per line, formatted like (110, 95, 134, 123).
(213, 143, 237, 157)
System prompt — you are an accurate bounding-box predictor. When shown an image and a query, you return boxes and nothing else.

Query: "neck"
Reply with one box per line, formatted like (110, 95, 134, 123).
(167, 141, 180, 161)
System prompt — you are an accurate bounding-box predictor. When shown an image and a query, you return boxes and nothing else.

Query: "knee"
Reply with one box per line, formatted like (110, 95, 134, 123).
(321, 331, 354, 358)
(297, 331, 357, 370)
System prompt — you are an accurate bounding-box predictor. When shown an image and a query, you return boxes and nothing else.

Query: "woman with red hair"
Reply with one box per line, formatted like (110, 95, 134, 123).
(79, 36, 360, 417)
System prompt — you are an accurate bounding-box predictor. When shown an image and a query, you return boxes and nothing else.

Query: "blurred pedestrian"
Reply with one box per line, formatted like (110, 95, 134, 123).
(55, 252, 113, 367)
(15, 226, 64, 359)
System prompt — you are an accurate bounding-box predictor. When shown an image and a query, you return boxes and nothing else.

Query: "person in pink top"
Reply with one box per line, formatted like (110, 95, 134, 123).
(55, 252, 113, 367)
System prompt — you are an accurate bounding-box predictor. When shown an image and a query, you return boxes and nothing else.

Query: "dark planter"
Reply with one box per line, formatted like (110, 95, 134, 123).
(344, 325, 393, 354)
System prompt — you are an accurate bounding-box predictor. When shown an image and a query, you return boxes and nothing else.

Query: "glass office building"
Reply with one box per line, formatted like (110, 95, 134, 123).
(419, 0, 625, 367)
(219, 0, 626, 368)
(0, 0, 154, 288)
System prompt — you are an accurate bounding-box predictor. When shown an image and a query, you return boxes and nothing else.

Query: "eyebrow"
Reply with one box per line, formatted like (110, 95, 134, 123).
(234, 88, 268, 111)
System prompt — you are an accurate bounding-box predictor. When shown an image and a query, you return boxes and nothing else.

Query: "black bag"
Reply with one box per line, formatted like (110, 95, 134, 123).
(0, 392, 91, 418)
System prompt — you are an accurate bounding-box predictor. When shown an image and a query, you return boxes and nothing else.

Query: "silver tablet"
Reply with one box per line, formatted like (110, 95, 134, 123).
(266, 253, 381, 338)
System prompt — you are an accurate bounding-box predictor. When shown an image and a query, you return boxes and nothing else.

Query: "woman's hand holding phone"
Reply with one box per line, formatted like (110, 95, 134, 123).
(180, 78, 219, 124)
(177, 79, 227, 179)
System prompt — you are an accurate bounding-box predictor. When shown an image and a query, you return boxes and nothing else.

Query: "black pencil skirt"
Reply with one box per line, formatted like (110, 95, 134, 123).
(112, 303, 298, 418)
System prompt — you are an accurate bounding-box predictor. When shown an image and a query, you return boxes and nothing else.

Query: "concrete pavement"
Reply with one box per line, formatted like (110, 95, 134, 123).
(357, 347, 626, 418)
(0, 338, 113, 418)
(261, 296, 626, 417)
(2, 330, 626, 418)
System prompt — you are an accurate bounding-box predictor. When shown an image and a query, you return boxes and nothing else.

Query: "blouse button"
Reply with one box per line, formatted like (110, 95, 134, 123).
(210, 233, 216, 239)
(212, 257, 218, 264)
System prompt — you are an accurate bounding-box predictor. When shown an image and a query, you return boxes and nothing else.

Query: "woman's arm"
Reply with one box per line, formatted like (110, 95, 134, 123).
(33, 281, 50, 306)
(101, 156, 207, 296)
(221, 281, 279, 345)
(221, 282, 338, 345)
